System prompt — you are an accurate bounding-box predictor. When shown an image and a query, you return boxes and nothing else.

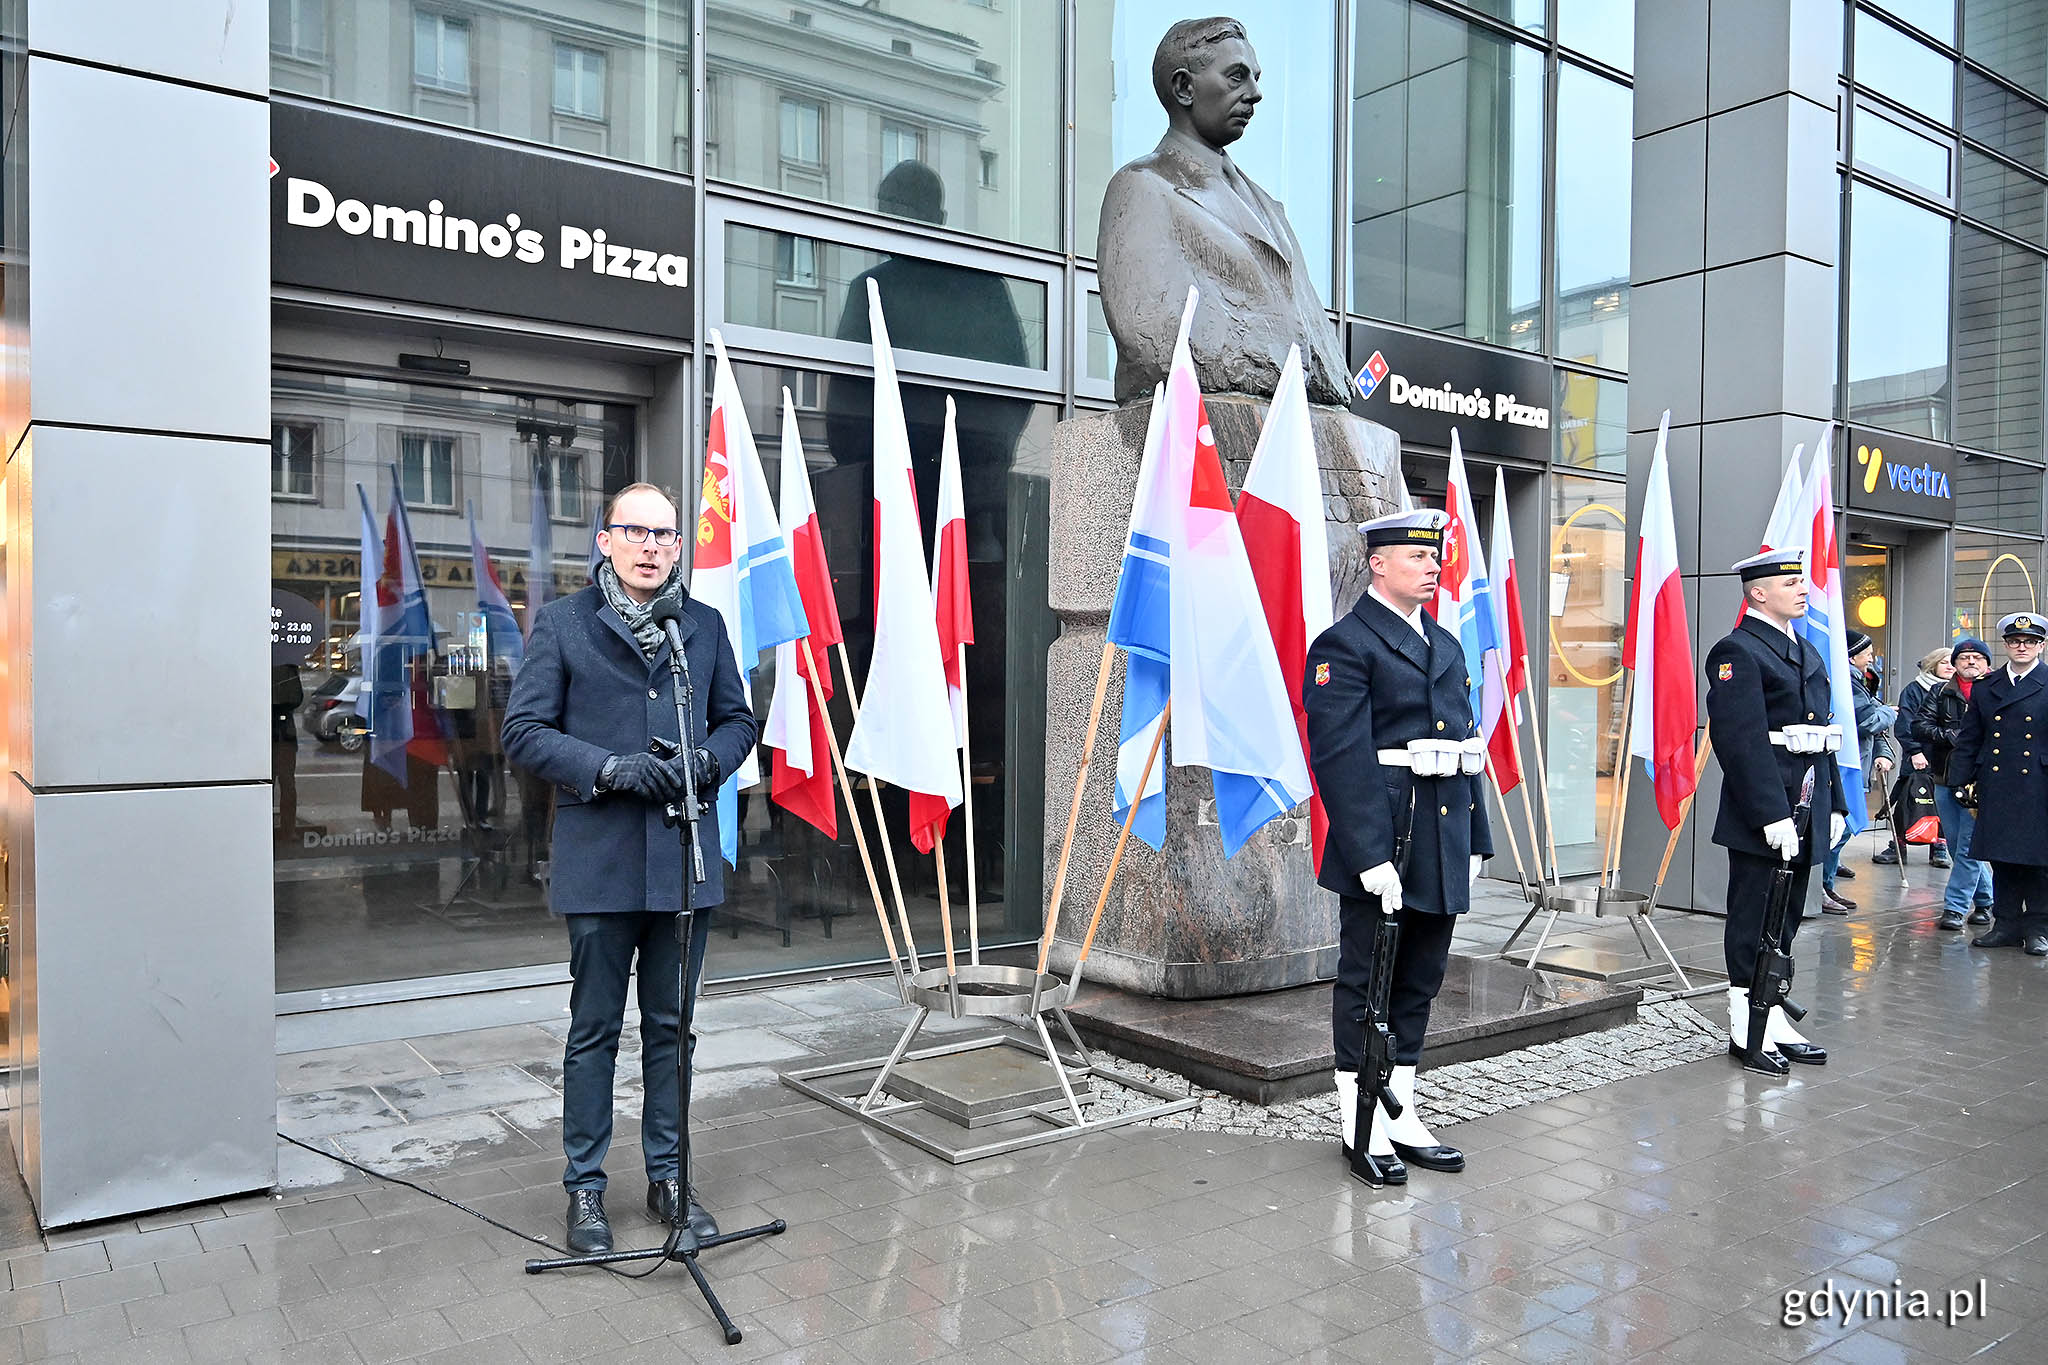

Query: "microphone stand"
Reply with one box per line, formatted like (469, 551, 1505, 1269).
(525, 614, 786, 1344)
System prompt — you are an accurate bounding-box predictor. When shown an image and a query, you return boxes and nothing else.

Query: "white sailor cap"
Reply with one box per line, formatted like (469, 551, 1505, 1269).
(1732, 548, 1806, 582)
(1361, 508, 1450, 549)
(1998, 611, 2045, 641)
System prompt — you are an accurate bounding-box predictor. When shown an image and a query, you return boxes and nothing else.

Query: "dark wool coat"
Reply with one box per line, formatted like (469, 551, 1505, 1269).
(1704, 616, 1848, 862)
(1945, 664, 2048, 866)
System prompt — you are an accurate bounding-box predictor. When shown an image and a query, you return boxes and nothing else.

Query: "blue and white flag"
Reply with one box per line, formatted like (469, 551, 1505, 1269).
(468, 500, 524, 675)
(1795, 427, 1869, 832)
(368, 466, 439, 780)
(526, 454, 554, 624)
(1441, 430, 1501, 727)
(354, 484, 382, 720)
(1108, 385, 1171, 850)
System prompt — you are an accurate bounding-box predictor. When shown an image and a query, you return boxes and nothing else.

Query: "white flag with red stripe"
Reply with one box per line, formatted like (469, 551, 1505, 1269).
(1234, 345, 1333, 866)
(1623, 411, 1698, 828)
(764, 387, 844, 839)
(1483, 466, 1528, 791)
(931, 397, 974, 744)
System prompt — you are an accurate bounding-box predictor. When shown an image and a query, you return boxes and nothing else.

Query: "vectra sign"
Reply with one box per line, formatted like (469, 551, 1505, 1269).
(1845, 428, 1956, 524)
(271, 103, 694, 339)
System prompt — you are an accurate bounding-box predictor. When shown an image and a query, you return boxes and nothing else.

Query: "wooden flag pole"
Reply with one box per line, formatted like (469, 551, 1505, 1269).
(1525, 683, 1563, 884)
(958, 643, 980, 966)
(1650, 734, 1714, 906)
(934, 839, 961, 1017)
(1610, 685, 1643, 888)
(799, 637, 906, 1001)
(1488, 650, 1552, 899)
(1484, 758, 1536, 905)
(1070, 698, 1170, 1000)
(1039, 640, 1117, 974)
(1602, 669, 1639, 888)
(836, 639, 920, 973)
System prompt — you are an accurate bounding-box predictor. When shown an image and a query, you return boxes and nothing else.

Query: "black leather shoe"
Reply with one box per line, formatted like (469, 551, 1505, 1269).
(2026, 936, 2048, 957)
(1729, 1041, 1790, 1076)
(1837, 865, 1857, 879)
(1390, 1140, 1464, 1173)
(1821, 889, 1854, 914)
(647, 1178, 720, 1243)
(1779, 1041, 1828, 1065)
(1341, 1143, 1407, 1186)
(1938, 911, 1967, 930)
(1969, 906, 1993, 925)
(1974, 928, 2023, 949)
(567, 1189, 612, 1254)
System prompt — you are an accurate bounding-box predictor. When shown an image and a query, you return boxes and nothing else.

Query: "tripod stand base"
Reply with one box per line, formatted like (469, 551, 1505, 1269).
(524, 1218, 788, 1344)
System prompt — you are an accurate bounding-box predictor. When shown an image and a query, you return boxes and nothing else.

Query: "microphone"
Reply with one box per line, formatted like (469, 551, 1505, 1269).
(648, 597, 688, 647)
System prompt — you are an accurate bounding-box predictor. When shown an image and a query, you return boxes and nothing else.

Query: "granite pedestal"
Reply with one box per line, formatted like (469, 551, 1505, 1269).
(1043, 394, 1402, 999)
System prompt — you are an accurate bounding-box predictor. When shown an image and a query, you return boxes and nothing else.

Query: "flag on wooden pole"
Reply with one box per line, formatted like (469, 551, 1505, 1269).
(1623, 411, 1698, 828)
(765, 387, 844, 838)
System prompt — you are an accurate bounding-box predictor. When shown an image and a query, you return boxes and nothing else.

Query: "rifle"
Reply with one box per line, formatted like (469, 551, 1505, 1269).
(1745, 766, 1814, 1075)
(1351, 788, 1416, 1187)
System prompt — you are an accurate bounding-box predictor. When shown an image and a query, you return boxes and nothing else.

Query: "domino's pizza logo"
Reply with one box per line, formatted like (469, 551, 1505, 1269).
(1355, 350, 1390, 401)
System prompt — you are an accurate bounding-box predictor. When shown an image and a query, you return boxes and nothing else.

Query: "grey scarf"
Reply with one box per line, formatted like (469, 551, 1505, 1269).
(597, 561, 686, 659)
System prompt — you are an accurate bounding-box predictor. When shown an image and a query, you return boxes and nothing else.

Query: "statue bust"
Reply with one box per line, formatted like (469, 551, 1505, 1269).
(1097, 17, 1354, 408)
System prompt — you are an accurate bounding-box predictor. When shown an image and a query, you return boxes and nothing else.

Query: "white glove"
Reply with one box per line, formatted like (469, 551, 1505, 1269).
(1830, 812, 1845, 847)
(1470, 855, 1483, 887)
(1359, 861, 1403, 913)
(1762, 817, 1799, 862)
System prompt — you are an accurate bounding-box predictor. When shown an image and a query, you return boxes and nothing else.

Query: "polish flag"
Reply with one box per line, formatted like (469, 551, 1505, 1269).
(843, 278, 963, 853)
(1234, 345, 1334, 865)
(1483, 466, 1528, 791)
(931, 397, 974, 747)
(1623, 411, 1698, 828)
(764, 387, 843, 838)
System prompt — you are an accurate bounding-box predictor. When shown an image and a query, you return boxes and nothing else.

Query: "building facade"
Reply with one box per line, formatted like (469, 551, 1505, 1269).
(1, 0, 2044, 1222)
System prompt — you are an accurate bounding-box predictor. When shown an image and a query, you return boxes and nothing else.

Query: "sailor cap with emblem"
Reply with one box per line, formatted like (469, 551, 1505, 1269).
(1360, 508, 1450, 548)
(1732, 548, 1806, 582)
(1998, 611, 2046, 641)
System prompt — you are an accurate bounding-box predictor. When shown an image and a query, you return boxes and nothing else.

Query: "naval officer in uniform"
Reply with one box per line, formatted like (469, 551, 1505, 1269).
(1305, 509, 1492, 1183)
(1705, 550, 1848, 1075)
(1946, 611, 2048, 956)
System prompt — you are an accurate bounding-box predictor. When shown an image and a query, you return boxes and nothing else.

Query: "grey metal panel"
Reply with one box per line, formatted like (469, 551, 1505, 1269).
(1706, 96, 1840, 270)
(5, 771, 38, 1196)
(1626, 275, 1706, 430)
(1634, 0, 1708, 138)
(1701, 257, 1836, 425)
(1707, 0, 1843, 116)
(25, 427, 268, 787)
(1627, 422, 1704, 579)
(26, 783, 274, 1227)
(29, 0, 267, 96)
(1632, 121, 1707, 285)
(26, 57, 268, 439)
(1699, 415, 1817, 570)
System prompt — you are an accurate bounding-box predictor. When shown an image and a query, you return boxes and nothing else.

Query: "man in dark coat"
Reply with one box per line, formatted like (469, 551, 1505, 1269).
(1945, 612, 2048, 955)
(503, 482, 758, 1254)
(1705, 550, 1849, 1076)
(1305, 509, 1492, 1185)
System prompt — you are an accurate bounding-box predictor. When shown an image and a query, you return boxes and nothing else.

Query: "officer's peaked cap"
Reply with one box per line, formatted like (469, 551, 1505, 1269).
(1733, 548, 1805, 582)
(1362, 508, 1450, 548)
(1998, 611, 2046, 641)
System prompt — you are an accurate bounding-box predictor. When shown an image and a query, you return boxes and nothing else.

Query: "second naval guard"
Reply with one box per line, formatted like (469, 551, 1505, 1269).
(1305, 508, 1492, 1185)
(1944, 611, 2048, 956)
(1705, 550, 1847, 1076)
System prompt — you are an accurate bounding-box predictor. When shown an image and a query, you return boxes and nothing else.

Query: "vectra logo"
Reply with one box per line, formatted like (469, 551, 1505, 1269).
(1857, 443, 1951, 500)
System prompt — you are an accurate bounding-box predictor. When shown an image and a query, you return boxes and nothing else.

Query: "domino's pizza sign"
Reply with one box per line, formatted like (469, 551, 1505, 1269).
(1346, 323, 1555, 462)
(1355, 350, 1390, 400)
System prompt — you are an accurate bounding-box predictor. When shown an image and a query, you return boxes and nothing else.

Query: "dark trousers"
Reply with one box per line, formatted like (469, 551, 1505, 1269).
(1985, 862, 2048, 938)
(1725, 848, 1810, 985)
(1332, 898, 1457, 1067)
(562, 909, 711, 1192)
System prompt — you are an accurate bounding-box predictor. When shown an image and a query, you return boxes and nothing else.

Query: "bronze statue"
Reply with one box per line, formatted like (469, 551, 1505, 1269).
(1097, 17, 1353, 407)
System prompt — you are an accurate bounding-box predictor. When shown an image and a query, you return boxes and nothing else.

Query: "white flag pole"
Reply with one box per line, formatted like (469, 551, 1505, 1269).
(959, 642, 979, 966)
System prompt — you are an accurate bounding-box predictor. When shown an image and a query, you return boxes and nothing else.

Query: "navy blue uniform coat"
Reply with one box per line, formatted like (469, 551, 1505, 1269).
(1703, 616, 1847, 861)
(502, 585, 758, 912)
(1944, 664, 2048, 866)
(1304, 593, 1493, 914)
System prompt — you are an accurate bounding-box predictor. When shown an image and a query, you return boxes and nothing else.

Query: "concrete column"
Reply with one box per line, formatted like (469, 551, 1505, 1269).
(3, 2, 274, 1225)
(1622, 0, 1843, 914)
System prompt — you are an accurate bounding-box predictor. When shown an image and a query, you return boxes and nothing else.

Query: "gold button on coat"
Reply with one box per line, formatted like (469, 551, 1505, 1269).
(1436, 720, 1445, 731)
(1439, 806, 1449, 816)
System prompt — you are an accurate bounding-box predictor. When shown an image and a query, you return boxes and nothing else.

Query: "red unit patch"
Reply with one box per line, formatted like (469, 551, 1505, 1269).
(1717, 662, 1733, 682)
(1314, 662, 1331, 686)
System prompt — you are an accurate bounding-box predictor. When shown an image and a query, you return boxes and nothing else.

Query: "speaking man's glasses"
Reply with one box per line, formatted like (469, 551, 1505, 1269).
(607, 523, 682, 547)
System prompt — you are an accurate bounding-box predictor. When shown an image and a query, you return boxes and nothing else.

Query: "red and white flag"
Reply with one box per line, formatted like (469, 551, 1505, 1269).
(1234, 344, 1334, 865)
(1736, 448, 1809, 623)
(1624, 411, 1698, 828)
(764, 387, 844, 838)
(930, 397, 974, 747)
(1483, 465, 1528, 791)
(842, 278, 962, 853)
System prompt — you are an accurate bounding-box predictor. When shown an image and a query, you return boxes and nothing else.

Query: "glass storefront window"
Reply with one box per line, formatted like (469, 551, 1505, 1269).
(1085, 290, 1117, 384)
(1557, 0, 1634, 72)
(1856, 10, 1957, 125)
(723, 225, 1048, 370)
(706, 0, 1064, 250)
(1856, 104, 1954, 196)
(1555, 64, 1632, 371)
(1962, 68, 2046, 174)
(1879, 0, 1957, 45)
(1964, 0, 2048, 101)
(1075, 2, 1336, 277)
(1959, 150, 2046, 246)
(1954, 529, 2040, 638)
(271, 2, 692, 171)
(1847, 184, 1953, 438)
(1545, 475, 1626, 876)
(1955, 453, 2045, 532)
(269, 372, 637, 994)
(1350, 1, 1543, 350)
(1556, 371, 1626, 472)
(1954, 226, 2047, 459)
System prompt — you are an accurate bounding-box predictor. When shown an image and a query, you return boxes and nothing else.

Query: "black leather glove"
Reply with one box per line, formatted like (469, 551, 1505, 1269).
(607, 752, 685, 802)
(691, 747, 722, 796)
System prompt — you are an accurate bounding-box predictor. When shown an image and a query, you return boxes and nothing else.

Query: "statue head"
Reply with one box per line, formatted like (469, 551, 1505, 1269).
(1151, 17, 1261, 151)
(877, 159, 947, 225)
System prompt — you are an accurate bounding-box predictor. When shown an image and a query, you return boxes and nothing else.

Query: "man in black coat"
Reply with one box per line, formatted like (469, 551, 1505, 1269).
(1305, 509, 1492, 1184)
(1705, 551, 1849, 1076)
(1945, 612, 2048, 955)
(503, 482, 758, 1254)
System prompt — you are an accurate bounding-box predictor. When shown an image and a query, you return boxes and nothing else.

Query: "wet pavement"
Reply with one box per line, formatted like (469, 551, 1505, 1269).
(4, 844, 2045, 1363)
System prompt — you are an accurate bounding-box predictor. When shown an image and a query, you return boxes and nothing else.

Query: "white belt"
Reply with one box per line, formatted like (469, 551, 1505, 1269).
(1768, 724, 1842, 755)
(1377, 738, 1486, 776)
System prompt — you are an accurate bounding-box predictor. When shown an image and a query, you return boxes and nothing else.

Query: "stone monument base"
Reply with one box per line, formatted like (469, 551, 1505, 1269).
(1043, 394, 1401, 999)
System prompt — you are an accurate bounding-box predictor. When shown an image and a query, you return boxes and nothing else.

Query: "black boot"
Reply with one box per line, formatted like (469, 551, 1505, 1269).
(566, 1189, 612, 1254)
(1974, 926, 2024, 948)
(650, 1177, 720, 1242)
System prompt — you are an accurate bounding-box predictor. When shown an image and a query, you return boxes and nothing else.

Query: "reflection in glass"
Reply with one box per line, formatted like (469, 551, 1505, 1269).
(1545, 476, 1626, 876)
(269, 373, 636, 993)
(1878, 0, 1957, 44)
(1964, 0, 2048, 101)
(724, 225, 1047, 370)
(1961, 68, 2046, 173)
(1847, 185, 1952, 438)
(1955, 225, 2046, 461)
(706, 0, 1062, 249)
(1855, 11, 1956, 125)
(1074, 1, 1336, 278)
(1854, 105, 1952, 196)
(272, 2, 691, 171)
(1960, 149, 2046, 247)
(1086, 291, 1117, 383)
(1555, 65, 1632, 371)
(1954, 530, 2040, 641)
(1556, 371, 1626, 472)
(1350, 0, 1542, 349)
(1557, 0, 1634, 71)
(1954, 454, 2045, 532)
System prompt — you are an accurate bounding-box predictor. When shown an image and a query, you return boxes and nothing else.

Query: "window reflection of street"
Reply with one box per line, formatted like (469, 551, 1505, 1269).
(1547, 485, 1625, 877)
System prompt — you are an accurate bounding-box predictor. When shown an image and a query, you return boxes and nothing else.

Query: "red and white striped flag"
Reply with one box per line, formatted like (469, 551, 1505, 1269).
(931, 397, 974, 747)
(1624, 411, 1698, 827)
(764, 387, 843, 838)
(1483, 465, 1528, 791)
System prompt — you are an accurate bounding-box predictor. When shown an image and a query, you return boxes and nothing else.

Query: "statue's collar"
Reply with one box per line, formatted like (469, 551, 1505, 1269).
(1159, 127, 1239, 177)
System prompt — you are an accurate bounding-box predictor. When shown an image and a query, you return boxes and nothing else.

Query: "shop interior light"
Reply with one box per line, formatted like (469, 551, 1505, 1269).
(398, 352, 471, 376)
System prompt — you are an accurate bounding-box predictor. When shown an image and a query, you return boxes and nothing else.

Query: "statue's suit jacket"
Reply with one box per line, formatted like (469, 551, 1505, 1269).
(1098, 130, 1352, 406)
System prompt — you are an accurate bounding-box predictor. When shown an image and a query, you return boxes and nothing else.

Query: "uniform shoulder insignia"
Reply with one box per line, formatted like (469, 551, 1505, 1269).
(1314, 661, 1331, 686)
(1718, 661, 1733, 682)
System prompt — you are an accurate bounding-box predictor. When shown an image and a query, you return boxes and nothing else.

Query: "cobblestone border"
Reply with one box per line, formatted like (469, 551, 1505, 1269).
(1084, 997, 1726, 1138)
